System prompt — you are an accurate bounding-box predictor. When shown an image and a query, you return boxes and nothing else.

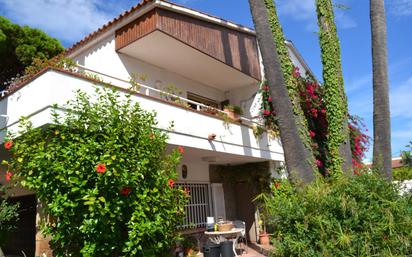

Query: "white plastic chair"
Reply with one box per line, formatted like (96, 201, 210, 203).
(233, 220, 248, 254)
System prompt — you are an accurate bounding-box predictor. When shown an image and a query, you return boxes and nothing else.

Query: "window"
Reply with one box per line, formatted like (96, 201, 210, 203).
(187, 92, 218, 110)
(176, 182, 211, 230)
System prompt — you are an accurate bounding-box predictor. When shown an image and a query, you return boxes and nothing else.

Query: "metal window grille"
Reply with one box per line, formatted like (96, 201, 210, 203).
(176, 182, 211, 230)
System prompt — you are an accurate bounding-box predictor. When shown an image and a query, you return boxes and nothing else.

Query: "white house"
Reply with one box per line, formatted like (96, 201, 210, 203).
(0, 0, 314, 255)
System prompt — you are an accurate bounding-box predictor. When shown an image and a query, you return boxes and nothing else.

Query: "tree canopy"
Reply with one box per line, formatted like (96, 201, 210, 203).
(0, 16, 64, 89)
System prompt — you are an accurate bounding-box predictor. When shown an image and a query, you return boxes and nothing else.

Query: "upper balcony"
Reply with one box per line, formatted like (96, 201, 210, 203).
(0, 66, 284, 162)
(114, 6, 261, 91)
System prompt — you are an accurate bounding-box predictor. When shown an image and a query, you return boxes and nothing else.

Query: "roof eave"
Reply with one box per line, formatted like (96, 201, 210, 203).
(66, 0, 256, 58)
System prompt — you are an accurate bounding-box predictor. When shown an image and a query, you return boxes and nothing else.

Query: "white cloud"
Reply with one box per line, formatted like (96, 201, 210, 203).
(277, 0, 357, 31)
(0, 0, 125, 44)
(390, 0, 412, 17)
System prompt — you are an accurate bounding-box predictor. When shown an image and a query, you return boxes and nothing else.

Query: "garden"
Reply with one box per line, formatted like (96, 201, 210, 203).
(1, 88, 188, 256)
(1, 0, 411, 256)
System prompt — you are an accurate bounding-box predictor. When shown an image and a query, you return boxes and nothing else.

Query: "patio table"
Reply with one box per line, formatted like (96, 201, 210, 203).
(204, 228, 243, 257)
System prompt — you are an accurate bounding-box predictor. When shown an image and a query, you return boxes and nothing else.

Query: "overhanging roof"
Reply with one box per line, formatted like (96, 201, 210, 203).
(66, 0, 256, 56)
(119, 30, 258, 90)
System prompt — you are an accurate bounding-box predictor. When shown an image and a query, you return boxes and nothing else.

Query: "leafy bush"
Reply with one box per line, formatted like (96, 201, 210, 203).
(265, 174, 412, 257)
(3, 88, 187, 256)
(0, 195, 19, 247)
(393, 167, 412, 181)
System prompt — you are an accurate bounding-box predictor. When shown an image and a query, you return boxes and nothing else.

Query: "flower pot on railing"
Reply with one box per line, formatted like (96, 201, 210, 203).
(223, 105, 243, 122)
(202, 106, 218, 115)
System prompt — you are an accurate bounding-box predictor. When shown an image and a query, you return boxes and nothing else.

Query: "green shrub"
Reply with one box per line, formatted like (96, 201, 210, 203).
(265, 174, 412, 257)
(393, 167, 412, 181)
(3, 88, 187, 256)
(0, 195, 19, 247)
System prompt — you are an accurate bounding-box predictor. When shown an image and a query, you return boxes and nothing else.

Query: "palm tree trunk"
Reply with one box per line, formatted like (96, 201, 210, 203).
(249, 0, 315, 184)
(263, 0, 317, 172)
(370, 0, 392, 179)
(316, 0, 353, 175)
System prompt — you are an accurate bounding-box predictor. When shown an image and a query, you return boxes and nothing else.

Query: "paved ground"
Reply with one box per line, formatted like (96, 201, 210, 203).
(238, 246, 267, 257)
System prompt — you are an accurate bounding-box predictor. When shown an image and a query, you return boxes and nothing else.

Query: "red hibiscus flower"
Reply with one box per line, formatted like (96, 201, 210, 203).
(96, 164, 106, 174)
(267, 97, 272, 102)
(5, 171, 12, 181)
(263, 110, 270, 116)
(178, 146, 184, 154)
(354, 170, 360, 175)
(120, 187, 132, 196)
(168, 179, 175, 188)
(4, 141, 13, 150)
(263, 85, 269, 91)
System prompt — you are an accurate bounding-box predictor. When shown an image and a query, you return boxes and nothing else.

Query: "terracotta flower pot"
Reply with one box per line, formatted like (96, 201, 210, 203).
(259, 233, 270, 246)
(224, 108, 240, 121)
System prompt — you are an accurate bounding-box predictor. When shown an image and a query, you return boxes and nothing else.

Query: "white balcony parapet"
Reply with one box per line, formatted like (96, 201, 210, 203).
(0, 67, 284, 162)
(75, 64, 263, 127)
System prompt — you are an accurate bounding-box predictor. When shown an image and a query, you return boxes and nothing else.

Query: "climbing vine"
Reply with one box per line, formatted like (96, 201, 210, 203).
(261, 68, 369, 175)
(349, 116, 370, 173)
(263, 0, 316, 170)
(316, 0, 352, 175)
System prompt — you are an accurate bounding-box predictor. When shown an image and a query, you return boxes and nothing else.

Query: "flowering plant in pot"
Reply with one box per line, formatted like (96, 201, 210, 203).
(258, 219, 270, 246)
(254, 192, 272, 246)
(223, 104, 243, 121)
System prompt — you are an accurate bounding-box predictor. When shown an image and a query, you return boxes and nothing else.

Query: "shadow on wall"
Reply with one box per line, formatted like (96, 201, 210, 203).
(209, 161, 271, 243)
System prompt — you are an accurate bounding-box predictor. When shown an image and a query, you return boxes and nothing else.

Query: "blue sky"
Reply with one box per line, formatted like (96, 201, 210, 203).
(1, 0, 411, 159)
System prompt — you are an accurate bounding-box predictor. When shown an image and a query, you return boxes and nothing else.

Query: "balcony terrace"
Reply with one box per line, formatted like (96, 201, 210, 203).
(0, 65, 284, 162)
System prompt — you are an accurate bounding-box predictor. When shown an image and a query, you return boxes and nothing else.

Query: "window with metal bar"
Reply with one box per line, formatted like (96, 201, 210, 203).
(176, 182, 211, 230)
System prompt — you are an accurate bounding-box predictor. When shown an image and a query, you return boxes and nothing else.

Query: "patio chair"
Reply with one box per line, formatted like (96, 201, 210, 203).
(233, 220, 248, 254)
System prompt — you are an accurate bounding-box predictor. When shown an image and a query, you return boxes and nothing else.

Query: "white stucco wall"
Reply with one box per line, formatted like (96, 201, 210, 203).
(176, 158, 210, 182)
(0, 70, 284, 162)
(72, 35, 226, 104)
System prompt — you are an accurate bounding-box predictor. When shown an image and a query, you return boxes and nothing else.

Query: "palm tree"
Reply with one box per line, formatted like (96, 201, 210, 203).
(263, 0, 317, 171)
(315, 0, 353, 175)
(249, 0, 315, 184)
(370, 0, 392, 179)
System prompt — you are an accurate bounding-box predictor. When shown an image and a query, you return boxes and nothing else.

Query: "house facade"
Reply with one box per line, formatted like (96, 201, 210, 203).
(0, 0, 314, 255)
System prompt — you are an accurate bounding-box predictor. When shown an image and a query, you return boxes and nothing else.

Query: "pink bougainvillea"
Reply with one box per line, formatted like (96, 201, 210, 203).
(260, 66, 370, 175)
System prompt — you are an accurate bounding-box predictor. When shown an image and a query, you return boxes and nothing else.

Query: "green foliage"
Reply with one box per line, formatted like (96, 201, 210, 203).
(264, 174, 412, 256)
(4, 88, 187, 256)
(394, 142, 412, 180)
(393, 167, 412, 181)
(223, 104, 243, 115)
(401, 141, 412, 168)
(0, 16, 64, 87)
(316, 0, 351, 175)
(263, 0, 316, 170)
(0, 193, 19, 247)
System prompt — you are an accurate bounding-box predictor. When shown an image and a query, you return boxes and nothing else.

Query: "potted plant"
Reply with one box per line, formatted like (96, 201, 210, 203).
(253, 192, 271, 246)
(258, 219, 270, 246)
(223, 104, 243, 121)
